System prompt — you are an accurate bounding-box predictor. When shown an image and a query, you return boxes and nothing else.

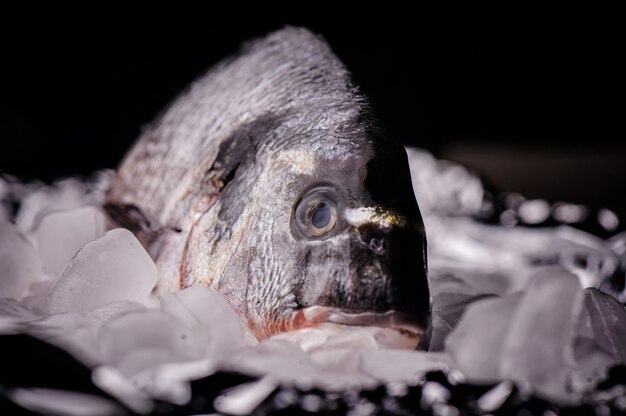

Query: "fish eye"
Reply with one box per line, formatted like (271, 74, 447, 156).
(294, 187, 341, 239)
(311, 202, 332, 229)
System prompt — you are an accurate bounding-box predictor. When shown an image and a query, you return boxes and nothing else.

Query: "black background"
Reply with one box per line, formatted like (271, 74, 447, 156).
(1, 12, 624, 213)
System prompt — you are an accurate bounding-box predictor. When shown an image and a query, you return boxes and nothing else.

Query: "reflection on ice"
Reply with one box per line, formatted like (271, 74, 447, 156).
(407, 147, 626, 303)
(517, 199, 551, 224)
(599, 208, 620, 231)
(214, 376, 280, 416)
(1, 148, 626, 411)
(0, 221, 44, 300)
(45, 229, 157, 315)
(9, 387, 124, 416)
(35, 206, 108, 278)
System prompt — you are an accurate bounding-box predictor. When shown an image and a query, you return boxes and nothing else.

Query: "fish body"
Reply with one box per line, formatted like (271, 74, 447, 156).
(106, 27, 430, 347)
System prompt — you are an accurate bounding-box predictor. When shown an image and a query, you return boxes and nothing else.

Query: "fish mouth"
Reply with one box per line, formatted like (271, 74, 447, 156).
(287, 306, 426, 349)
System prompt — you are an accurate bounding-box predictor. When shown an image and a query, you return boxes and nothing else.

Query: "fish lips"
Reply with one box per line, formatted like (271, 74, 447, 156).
(293, 225, 430, 348)
(298, 307, 427, 349)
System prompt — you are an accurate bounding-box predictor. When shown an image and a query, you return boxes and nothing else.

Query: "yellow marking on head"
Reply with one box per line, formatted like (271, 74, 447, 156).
(344, 207, 409, 229)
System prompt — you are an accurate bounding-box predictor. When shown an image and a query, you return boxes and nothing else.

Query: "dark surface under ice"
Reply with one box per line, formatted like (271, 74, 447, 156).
(2, 334, 626, 415)
(2, 150, 626, 415)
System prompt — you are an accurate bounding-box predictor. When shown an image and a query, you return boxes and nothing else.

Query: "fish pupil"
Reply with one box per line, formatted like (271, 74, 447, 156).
(311, 202, 331, 229)
(294, 186, 341, 238)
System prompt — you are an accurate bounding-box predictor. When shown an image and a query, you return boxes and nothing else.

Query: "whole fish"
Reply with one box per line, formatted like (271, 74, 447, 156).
(105, 27, 430, 348)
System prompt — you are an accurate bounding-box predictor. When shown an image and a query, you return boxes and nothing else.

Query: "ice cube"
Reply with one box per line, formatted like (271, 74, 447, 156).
(35, 301, 148, 366)
(45, 228, 157, 314)
(159, 286, 257, 360)
(269, 324, 379, 352)
(97, 309, 195, 376)
(0, 221, 45, 300)
(214, 376, 278, 416)
(476, 381, 514, 413)
(269, 326, 335, 352)
(0, 298, 36, 334)
(19, 279, 57, 315)
(25, 312, 105, 365)
(27, 313, 88, 340)
(224, 340, 319, 385)
(429, 291, 498, 351)
(225, 339, 377, 391)
(359, 349, 452, 383)
(85, 301, 146, 326)
(9, 387, 124, 416)
(405, 147, 484, 217)
(580, 288, 626, 362)
(34, 206, 108, 278)
(311, 326, 380, 351)
(310, 347, 363, 374)
(91, 365, 154, 414)
(116, 348, 181, 378)
(499, 268, 583, 403)
(445, 293, 522, 382)
(571, 288, 626, 391)
(0, 297, 36, 320)
(130, 360, 215, 405)
(429, 268, 512, 298)
(421, 381, 450, 408)
(14, 178, 91, 233)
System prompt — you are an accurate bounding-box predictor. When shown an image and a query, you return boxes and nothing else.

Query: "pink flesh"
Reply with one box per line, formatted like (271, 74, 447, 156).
(279, 306, 425, 349)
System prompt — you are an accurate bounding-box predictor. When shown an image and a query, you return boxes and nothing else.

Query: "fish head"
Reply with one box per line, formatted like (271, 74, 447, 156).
(106, 27, 431, 349)
(215, 115, 431, 349)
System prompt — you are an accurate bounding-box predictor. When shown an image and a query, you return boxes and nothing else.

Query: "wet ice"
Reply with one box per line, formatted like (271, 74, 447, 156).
(1, 150, 626, 411)
(0, 221, 44, 300)
(35, 206, 108, 278)
(45, 228, 157, 315)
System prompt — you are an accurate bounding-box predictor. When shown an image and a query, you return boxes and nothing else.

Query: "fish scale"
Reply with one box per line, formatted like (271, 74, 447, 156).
(106, 27, 430, 346)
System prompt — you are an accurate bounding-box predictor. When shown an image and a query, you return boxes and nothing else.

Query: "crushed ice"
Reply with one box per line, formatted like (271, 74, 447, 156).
(1, 148, 626, 413)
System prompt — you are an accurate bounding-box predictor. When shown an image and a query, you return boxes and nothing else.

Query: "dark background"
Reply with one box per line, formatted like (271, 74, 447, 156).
(1, 12, 624, 214)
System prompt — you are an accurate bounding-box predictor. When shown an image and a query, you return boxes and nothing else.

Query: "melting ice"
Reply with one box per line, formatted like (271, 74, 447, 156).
(1, 148, 626, 414)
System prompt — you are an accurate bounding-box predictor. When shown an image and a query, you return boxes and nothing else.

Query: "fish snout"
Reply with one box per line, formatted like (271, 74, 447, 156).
(349, 213, 430, 347)
(349, 213, 430, 320)
(292, 206, 431, 348)
(355, 223, 387, 254)
(377, 225, 430, 322)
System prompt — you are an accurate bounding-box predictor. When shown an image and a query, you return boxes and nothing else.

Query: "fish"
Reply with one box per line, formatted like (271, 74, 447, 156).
(104, 27, 430, 348)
